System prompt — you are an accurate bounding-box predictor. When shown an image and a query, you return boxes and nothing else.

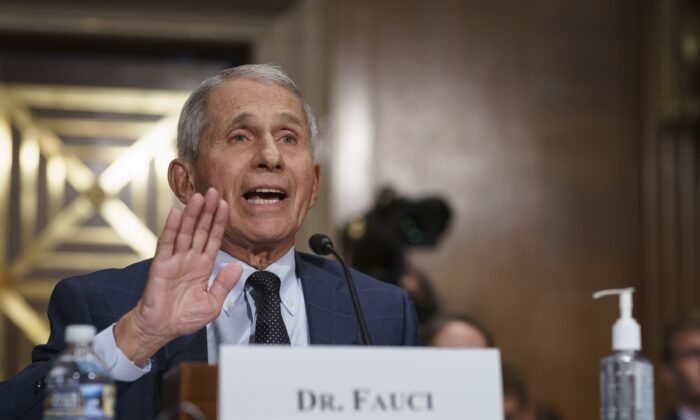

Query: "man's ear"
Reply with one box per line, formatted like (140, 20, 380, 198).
(308, 164, 321, 209)
(168, 158, 196, 204)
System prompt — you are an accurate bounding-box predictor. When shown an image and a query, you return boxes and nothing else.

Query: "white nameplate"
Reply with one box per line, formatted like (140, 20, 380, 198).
(218, 346, 503, 420)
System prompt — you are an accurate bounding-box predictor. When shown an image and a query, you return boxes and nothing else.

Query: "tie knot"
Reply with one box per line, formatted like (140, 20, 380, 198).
(248, 271, 281, 296)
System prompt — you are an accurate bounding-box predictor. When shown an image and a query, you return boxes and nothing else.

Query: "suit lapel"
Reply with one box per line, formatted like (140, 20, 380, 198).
(295, 252, 361, 345)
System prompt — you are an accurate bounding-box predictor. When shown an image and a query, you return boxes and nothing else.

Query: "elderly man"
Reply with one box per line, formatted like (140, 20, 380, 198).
(1, 64, 418, 419)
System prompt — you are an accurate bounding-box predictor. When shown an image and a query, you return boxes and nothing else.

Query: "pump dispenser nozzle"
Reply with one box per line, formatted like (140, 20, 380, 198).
(593, 287, 641, 351)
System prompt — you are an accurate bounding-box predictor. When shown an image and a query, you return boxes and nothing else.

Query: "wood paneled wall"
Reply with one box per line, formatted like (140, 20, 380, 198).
(331, 1, 644, 418)
(644, 128, 700, 412)
(642, 0, 700, 412)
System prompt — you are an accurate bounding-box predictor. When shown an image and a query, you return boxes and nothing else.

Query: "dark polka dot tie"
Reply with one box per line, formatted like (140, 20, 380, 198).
(248, 271, 291, 345)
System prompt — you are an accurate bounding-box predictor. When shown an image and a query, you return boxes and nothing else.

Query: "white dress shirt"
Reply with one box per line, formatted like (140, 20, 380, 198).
(92, 247, 309, 381)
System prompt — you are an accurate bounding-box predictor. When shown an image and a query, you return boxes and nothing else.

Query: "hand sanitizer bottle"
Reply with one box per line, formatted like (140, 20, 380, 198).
(593, 288, 654, 420)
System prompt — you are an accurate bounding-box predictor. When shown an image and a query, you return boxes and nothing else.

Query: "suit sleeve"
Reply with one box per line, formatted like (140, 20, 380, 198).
(401, 289, 420, 346)
(0, 278, 92, 419)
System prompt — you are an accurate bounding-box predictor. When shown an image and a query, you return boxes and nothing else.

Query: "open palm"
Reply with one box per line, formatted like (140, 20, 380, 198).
(115, 188, 241, 363)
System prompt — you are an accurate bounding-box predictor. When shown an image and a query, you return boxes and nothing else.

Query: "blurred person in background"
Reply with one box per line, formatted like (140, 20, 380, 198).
(502, 365, 535, 420)
(502, 365, 563, 420)
(661, 312, 700, 420)
(424, 314, 563, 419)
(422, 313, 493, 348)
(397, 266, 441, 328)
(534, 405, 563, 420)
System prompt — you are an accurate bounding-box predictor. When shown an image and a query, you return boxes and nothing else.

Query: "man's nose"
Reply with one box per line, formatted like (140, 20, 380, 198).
(255, 135, 282, 170)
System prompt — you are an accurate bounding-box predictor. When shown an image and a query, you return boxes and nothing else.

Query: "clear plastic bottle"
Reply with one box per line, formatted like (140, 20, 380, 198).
(594, 288, 655, 420)
(43, 325, 116, 420)
(600, 350, 654, 420)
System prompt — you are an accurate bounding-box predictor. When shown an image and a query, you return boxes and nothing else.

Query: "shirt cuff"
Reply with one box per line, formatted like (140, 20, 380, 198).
(93, 323, 152, 382)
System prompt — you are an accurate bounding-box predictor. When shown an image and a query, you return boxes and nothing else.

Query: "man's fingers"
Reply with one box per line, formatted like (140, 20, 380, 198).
(191, 188, 219, 252)
(174, 193, 204, 252)
(210, 263, 243, 304)
(204, 200, 229, 257)
(154, 208, 181, 258)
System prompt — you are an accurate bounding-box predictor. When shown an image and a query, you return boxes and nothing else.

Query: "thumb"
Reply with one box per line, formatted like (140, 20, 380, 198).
(209, 263, 243, 304)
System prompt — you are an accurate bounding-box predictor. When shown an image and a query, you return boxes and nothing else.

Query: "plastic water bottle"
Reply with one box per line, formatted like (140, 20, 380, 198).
(43, 325, 116, 419)
(594, 288, 654, 420)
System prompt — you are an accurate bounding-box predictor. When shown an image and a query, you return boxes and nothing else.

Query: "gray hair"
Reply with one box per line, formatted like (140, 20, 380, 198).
(176, 64, 318, 161)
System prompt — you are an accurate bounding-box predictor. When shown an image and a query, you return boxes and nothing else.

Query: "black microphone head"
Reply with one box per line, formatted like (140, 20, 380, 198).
(309, 234, 334, 256)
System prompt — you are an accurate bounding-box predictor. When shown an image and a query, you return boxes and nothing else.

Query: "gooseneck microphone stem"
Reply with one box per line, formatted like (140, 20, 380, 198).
(328, 247, 373, 346)
(309, 234, 373, 345)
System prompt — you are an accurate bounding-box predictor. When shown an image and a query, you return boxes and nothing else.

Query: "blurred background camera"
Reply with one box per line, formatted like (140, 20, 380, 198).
(341, 187, 451, 285)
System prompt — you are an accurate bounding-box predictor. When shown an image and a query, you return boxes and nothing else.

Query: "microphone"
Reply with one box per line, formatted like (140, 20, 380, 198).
(309, 234, 373, 345)
(308, 234, 334, 256)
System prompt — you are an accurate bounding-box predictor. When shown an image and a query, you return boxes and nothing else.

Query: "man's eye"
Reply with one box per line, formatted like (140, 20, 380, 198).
(231, 134, 246, 142)
(679, 348, 700, 361)
(280, 135, 296, 144)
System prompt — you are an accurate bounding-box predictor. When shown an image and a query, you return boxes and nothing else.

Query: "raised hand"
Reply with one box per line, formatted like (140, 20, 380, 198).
(114, 188, 242, 366)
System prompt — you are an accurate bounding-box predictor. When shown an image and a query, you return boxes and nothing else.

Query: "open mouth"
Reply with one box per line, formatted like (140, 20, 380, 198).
(242, 188, 288, 205)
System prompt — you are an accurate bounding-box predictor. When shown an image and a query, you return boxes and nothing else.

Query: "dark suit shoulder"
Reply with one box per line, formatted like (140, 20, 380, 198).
(296, 251, 418, 346)
(51, 259, 152, 328)
(296, 251, 407, 295)
(58, 258, 152, 292)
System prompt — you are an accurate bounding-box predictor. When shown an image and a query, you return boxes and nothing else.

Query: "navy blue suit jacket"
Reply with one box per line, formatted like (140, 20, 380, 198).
(0, 251, 418, 419)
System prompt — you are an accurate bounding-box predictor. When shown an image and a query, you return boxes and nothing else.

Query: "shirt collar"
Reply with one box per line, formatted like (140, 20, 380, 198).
(208, 247, 300, 316)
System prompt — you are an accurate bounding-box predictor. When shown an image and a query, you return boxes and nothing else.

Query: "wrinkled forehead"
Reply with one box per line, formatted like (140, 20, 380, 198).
(206, 78, 307, 126)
